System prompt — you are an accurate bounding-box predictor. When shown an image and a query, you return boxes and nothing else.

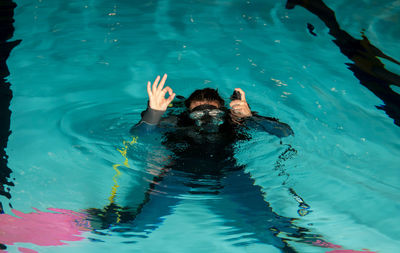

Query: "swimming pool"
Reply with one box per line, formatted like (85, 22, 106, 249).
(1, 0, 399, 252)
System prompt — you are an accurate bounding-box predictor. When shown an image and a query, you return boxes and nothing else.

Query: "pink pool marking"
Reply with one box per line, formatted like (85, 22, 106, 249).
(309, 239, 377, 253)
(312, 239, 342, 248)
(0, 207, 90, 251)
(0, 208, 377, 253)
(0, 247, 39, 253)
(17, 248, 38, 253)
(327, 250, 376, 253)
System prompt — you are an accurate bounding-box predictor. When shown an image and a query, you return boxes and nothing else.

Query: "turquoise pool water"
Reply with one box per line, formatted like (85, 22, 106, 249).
(1, 0, 400, 252)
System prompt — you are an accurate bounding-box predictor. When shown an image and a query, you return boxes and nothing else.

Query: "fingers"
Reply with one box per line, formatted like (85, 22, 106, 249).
(160, 86, 173, 97)
(166, 92, 176, 104)
(160, 86, 175, 107)
(230, 99, 252, 117)
(230, 101, 244, 113)
(152, 75, 160, 92)
(230, 100, 246, 108)
(150, 74, 168, 93)
(234, 88, 246, 101)
(157, 74, 168, 92)
(147, 81, 152, 96)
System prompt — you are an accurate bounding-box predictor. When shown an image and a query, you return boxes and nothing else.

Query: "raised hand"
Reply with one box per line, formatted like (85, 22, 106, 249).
(147, 74, 176, 111)
(229, 88, 252, 118)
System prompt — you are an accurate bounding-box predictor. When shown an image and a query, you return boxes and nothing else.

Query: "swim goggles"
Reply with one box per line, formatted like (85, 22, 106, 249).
(189, 104, 226, 121)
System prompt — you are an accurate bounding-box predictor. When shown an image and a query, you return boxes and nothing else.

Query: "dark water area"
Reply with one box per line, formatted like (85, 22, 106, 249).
(86, 119, 314, 252)
(0, 0, 20, 206)
(286, 0, 400, 126)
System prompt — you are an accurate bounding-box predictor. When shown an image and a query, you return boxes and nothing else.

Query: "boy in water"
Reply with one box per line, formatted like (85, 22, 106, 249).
(133, 73, 293, 138)
(125, 74, 304, 251)
(90, 74, 327, 252)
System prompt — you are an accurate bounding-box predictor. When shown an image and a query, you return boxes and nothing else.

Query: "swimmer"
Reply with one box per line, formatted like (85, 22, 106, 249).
(133, 73, 293, 138)
(124, 74, 307, 251)
(90, 74, 320, 252)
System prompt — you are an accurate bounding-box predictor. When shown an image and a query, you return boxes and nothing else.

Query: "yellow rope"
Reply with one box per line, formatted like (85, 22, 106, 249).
(108, 136, 138, 205)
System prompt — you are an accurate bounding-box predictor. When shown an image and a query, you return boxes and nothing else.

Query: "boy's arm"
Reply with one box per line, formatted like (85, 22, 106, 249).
(229, 88, 293, 138)
(130, 106, 165, 134)
(244, 114, 294, 138)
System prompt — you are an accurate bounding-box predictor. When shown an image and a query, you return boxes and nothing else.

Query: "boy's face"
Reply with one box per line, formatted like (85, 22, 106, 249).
(188, 100, 226, 132)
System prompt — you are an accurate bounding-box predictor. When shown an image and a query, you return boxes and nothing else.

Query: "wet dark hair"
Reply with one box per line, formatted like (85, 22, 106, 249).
(184, 88, 225, 109)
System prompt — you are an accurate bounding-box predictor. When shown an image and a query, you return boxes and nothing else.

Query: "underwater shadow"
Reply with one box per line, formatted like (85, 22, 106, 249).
(285, 0, 400, 126)
(0, 0, 21, 207)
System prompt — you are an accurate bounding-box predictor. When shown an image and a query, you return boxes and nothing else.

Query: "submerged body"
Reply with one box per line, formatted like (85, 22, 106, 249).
(89, 75, 317, 252)
(123, 74, 304, 251)
(128, 106, 301, 250)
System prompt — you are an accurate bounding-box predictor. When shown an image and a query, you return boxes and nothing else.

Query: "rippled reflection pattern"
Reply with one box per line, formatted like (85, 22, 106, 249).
(2, 0, 399, 252)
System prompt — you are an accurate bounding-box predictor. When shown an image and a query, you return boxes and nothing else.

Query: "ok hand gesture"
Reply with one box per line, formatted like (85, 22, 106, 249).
(147, 74, 176, 111)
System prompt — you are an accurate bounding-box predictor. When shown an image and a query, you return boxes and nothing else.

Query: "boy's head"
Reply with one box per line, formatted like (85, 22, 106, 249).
(184, 88, 225, 111)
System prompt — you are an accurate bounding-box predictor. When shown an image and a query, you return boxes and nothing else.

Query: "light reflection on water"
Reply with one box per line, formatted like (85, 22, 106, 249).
(2, 0, 400, 252)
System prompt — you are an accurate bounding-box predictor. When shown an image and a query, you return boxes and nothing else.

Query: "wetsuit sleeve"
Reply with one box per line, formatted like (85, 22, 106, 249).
(244, 114, 294, 138)
(130, 106, 165, 135)
(141, 107, 165, 125)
